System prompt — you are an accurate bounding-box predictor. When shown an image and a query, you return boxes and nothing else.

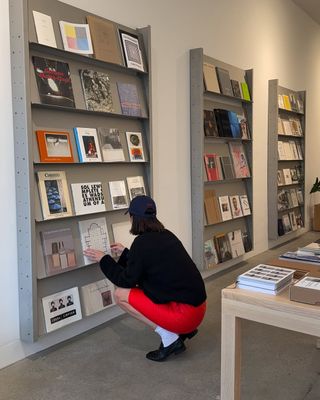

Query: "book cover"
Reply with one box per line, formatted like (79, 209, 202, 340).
(204, 190, 221, 225)
(215, 67, 233, 96)
(240, 195, 251, 216)
(231, 79, 242, 98)
(214, 109, 232, 137)
(32, 11, 57, 48)
(40, 228, 77, 277)
(126, 176, 146, 200)
(289, 141, 299, 160)
(204, 154, 220, 181)
(220, 156, 235, 180)
(278, 94, 285, 109)
(126, 132, 145, 162)
(73, 127, 102, 163)
(237, 114, 250, 139)
(86, 15, 123, 65)
(117, 82, 142, 117)
(277, 170, 285, 186)
(80, 279, 115, 316)
(59, 21, 93, 55)
(218, 196, 232, 221)
(32, 56, 75, 108)
(228, 111, 241, 138)
(283, 168, 292, 185)
(228, 230, 245, 258)
(282, 95, 292, 110)
(296, 143, 303, 160)
(79, 217, 111, 265)
(98, 128, 125, 162)
(203, 110, 218, 137)
(277, 141, 286, 160)
(282, 119, 292, 135)
(112, 221, 134, 251)
(278, 189, 290, 211)
(37, 171, 72, 220)
(289, 211, 298, 231)
(290, 189, 299, 207)
(42, 287, 82, 333)
(278, 117, 284, 135)
(282, 213, 292, 234)
(242, 231, 252, 252)
(79, 69, 114, 112)
(71, 182, 105, 215)
(204, 239, 219, 268)
(228, 142, 250, 178)
(229, 195, 243, 219)
(290, 168, 299, 184)
(289, 93, 298, 112)
(119, 30, 145, 72)
(214, 233, 232, 263)
(203, 62, 220, 93)
(109, 180, 129, 210)
(36, 130, 74, 163)
(240, 82, 251, 101)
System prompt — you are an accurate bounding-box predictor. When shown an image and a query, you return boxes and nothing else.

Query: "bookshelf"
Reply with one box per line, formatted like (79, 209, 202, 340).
(190, 48, 254, 275)
(268, 79, 306, 247)
(10, 0, 152, 342)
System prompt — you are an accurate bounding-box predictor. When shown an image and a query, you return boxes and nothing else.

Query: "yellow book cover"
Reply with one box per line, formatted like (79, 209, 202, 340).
(282, 95, 292, 111)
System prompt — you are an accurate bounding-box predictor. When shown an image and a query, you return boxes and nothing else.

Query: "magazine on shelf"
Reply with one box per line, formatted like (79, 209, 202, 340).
(37, 171, 73, 220)
(242, 231, 252, 252)
(33, 56, 75, 108)
(79, 217, 111, 265)
(79, 69, 114, 112)
(71, 182, 105, 215)
(80, 279, 115, 316)
(98, 128, 125, 162)
(277, 170, 285, 186)
(36, 130, 74, 163)
(228, 229, 245, 258)
(126, 176, 146, 200)
(119, 30, 145, 72)
(203, 62, 220, 93)
(277, 117, 284, 135)
(32, 11, 57, 48)
(228, 142, 250, 178)
(112, 221, 134, 251)
(229, 195, 243, 219)
(73, 127, 102, 163)
(204, 239, 219, 268)
(218, 196, 232, 221)
(126, 132, 145, 162)
(109, 180, 129, 210)
(42, 287, 82, 333)
(117, 82, 142, 117)
(228, 111, 241, 138)
(59, 21, 93, 55)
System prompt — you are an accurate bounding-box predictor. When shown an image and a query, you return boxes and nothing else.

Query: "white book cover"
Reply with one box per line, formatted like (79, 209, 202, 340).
(71, 182, 105, 215)
(79, 217, 111, 265)
(228, 230, 245, 258)
(42, 287, 82, 333)
(218, 196, 232, 221)
(282, 213, 292, 234)
(277, 117, 284, 135)
(98, 128, 125, 162)
(295, 276, 320, 290)
(229, 195, 243, 219)
(74, 127, 102, 163)
(290, 189, 299, 207)
(59, 21, 93, 55)
(289, 141, 299, 160)
(296, 143, 303, 160)
(282, 119, 292, 135)
(126, 132, 145, 162)
(126, 176, 146, 200)
(283, 168, 292, 185)
(289, 211, 298, 231)
(120, 32, 144, 72)
(278, 94, 285, 108)
(32, 11, 57, 48)
(112, 221, 134, 251)
(277, 141, 286, 160)
(109, 180, 129, 209)
(283, 142, 293, 160)
(80, 279, 115, 316)
(239, 195, 251, 216)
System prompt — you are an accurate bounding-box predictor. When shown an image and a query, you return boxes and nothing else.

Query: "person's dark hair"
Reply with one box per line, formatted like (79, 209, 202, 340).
(130, 215, 165, 235)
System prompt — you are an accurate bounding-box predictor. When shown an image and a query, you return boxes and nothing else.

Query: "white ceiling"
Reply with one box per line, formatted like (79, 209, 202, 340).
(292, 0, 320, 25)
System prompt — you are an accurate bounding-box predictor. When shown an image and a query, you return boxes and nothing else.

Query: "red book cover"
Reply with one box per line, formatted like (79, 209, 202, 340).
(204, 154, 220, 181)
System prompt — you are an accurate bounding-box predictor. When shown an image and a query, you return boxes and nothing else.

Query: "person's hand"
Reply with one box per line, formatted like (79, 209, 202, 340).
(110, 242, 125, 257)
(83, 249, 106, 263)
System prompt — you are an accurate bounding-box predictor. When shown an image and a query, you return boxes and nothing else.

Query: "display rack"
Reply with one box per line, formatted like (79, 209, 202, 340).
(10, 0, 152, 342)
(268, 79, 306, 248)
(190, 48, 253, 275)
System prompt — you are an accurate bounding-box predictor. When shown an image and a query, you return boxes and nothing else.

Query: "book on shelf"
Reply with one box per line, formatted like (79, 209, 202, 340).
(126, 176, 146, 200)
(37, 170, 73, 220)
(278, 218, 285, 236)
(290, 168, 299, 184)
(119, 30, 145, 72)
(204, 190, 221, 225)
(277, 170, 285, 186)
(79, 217, 111, 265)
(80, 279, 115, 316)
(228, 142, 250, 178)
(32, 56, 75, 108)
(203, 62, 220, 93)
(32, 11, 57, 48)
(289, 140, 299, 160)
(71, 182, 105, 215)
(42, 287, 82, 333)
(112, 221, 134, 251)
(296, 96, 304, 113)
(277, 189, 290, 211)
(98, 128, 125, 162)
(289, 188, 299, 207)
(277, 117, 284, 135)
(282, 95, 291, 110)
(282, 213, 292, 234)
(117, 82, 142, 117)
(40, 228, 77, 277)
(289, 118, 302, 136)
(228, 229, 245, 258)
(240, 195, 251, 216)
(278, 94, 285, 109)
(109, 180, 129, 210)
(277, 141, 286, 160)
(289, 211, 298, 231)
(237, 114, 250, 139)
(126, 132, 145, 162)
(296, 188, 304, 204)
(36, 130, 74, 163)
(59, 21, 93, 55)
(220, 156, 235, 180)
(214, 233, 232, 263)
(282, 119, 292, 135)
(231, 79, 242, 98)
(86, 15, 123, 65)
(240, 82, 251, 101)
(214, 109, 232, 137)
(228, 111, 241, 138)
(79, 69, 114, 112)
(204, 239, 219, 268)
(204, 154, 221, 181)
(73, 127, 102, 163)
(215, 67, 233, 97)
(218, 196, 232, 221)
(289, 93, 298, 112)
(203, 110, 219, 137)
(282, 168, 292, 185)
(229, 195, 243, 219)
(296, 143, 303, 160)
(242, 231, 252, 252)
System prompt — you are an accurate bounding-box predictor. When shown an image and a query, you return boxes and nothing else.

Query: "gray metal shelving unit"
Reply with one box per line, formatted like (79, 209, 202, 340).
(190, 48, 254, 274)
(10, 0, 152, 342)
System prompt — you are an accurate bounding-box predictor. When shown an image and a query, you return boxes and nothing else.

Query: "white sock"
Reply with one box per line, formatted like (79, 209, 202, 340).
(155, 326, 179, 347)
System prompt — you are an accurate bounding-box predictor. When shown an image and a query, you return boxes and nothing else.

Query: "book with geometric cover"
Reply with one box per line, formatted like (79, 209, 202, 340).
(73, 127, 102, 163)
(79, 69, 114, 112)
(33, 56, 75, 108)
(119, 30, 145, 72)
(126, 176, 146, 200)
(98, 128, 125, 162)
(37, 171, 73, 220)
(71, 182, 105, 215)
(228, 142, 250, 178)
(117, 82, 142, 117)
(59, 21, 93, 55)
(80, 279, 115, 316)
(126, 132, 145, 162)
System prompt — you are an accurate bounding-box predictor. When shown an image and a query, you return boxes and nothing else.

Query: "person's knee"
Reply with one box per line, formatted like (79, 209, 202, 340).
(114, 287, 130, 305)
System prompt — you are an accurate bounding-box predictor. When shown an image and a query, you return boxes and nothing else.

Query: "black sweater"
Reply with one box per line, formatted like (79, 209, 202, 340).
(100, 229, 206, 306)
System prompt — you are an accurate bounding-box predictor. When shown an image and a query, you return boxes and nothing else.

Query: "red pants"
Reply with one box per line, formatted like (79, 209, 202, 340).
(128, 288, 206, 334)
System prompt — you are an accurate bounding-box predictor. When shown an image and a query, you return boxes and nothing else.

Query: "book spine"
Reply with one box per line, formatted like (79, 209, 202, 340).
(73, 128, 83, 162)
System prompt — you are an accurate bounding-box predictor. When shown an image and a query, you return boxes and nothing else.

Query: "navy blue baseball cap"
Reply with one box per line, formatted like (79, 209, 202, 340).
(125, 195, 157, 218)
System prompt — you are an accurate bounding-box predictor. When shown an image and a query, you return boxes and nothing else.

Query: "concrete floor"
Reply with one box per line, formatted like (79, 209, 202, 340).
(0, 232, 320, 400)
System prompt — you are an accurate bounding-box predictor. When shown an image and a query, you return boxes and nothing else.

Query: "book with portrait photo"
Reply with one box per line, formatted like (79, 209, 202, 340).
(126, 132, 145, 162)
(73, 127, 102, 163)
(80, 279, 115, 316)
(228, 142, 251, 178)
(36, 130, 74, 163)
(117, 82, 142, 117)
(98, 128, 125, 162)
(126, 176, 146, 200)
(109, 180, 129, 210)
(119, 30, 145, 72)
(229, 195, 243, 219)
(214, 233, 232, 263)
(218, 196, 232, 221)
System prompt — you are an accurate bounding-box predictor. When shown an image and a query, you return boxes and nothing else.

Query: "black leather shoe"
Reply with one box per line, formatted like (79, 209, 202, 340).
(179, 329, 198, 342)
(146, 338, 186, 362)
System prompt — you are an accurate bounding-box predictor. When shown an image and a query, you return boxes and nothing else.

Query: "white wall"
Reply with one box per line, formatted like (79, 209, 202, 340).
(1, 0, 320, 368)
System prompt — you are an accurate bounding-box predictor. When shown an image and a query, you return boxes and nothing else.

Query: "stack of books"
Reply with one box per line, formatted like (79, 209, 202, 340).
(236, 264, 295, 295)
(280, 240, 320, 264)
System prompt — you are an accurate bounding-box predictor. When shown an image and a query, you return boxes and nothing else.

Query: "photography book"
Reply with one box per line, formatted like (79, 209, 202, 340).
(214, 233, 232, 263)
(215, 67, 233, 96)
(203, 62, 220, 93)
(204, 239, 219, 268)
(37, 171, 73, 220)
(32, 11, 57, 48)
(71, 182, 106, 215)
(218, 196, 232, 221)
(228, 142, 251, 178)
(109, 180, 129, 210)
(36, 130, 74, 163)
(229, 195, 243, 219)
(126, 132, 145, 162)
(203, 110, 219, 137)
(33, 56, 75, 108)
(73, 127, 102, 163)
(117, 82, 142, 117)
(79, 69, 114, 112)
(119, 30, 145, 72)
(126, 176, 146, 200)
(98, 128, 125, 162)
(80, 279, 115, 316)
(228, 229, 245, 258)
(59, 21, 93, 55)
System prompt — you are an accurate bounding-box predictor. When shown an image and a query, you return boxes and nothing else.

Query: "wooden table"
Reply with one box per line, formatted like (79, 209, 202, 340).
(220, 285, 320, 400)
